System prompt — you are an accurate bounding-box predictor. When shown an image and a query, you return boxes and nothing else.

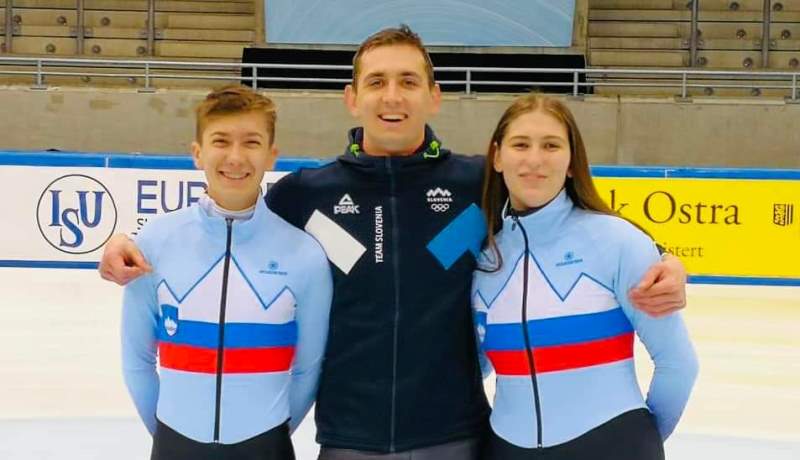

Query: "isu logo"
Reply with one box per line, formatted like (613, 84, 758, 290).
(36, 174, 118, 254)
(334, 194, 360, 215)
(426, 187, 453, 213)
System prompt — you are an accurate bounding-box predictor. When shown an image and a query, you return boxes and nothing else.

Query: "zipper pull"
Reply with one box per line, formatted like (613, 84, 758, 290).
(511, 214, 519, 231)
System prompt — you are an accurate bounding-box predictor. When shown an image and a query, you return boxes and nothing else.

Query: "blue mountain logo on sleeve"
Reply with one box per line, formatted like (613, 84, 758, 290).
(427, 204, 487, 270)
(161, 304, 179, 336)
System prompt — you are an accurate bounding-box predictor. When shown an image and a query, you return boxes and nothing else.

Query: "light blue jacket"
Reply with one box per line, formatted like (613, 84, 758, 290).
(122, 196, 332, 444)
(473, 190, 698, 448)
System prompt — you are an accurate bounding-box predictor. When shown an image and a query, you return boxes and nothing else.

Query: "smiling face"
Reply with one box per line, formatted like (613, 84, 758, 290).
(344, 44, 441, 156)
(191, 110, 277, 211)
(493, 109, 572, 212)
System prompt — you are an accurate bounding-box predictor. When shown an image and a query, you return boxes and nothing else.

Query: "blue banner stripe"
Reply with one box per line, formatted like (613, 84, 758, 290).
(158, 320, 297, 348)
(484, 308, 633, 350)
(2, 152, 797, 179)
(590, 165, 800, 180)
(687, 275, 800, 286)
(107, 156, 194, 170)
(0, 260, 100, 269)
(0, 151, 328, 171)
(591, 167, 668, 178)
(0, 151, 107, 167)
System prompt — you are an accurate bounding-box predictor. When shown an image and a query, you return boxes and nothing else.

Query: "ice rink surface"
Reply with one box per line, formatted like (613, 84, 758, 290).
(1, 268, 798, 459)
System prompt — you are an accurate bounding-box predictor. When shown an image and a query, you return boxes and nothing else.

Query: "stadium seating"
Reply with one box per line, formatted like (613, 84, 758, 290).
(589, 0, 799, 69)
(1, 0, 255, 58)
(588, 0, 800, 96)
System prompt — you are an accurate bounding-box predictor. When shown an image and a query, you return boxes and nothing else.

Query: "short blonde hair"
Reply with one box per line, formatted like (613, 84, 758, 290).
(195, 85, 277, 144)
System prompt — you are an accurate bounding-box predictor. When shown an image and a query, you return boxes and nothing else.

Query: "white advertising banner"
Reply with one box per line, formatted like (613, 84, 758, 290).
(0, 152, 315, 268)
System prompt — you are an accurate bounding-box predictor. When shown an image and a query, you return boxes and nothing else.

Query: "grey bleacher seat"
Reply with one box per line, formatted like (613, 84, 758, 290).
(587, 0, 799, 96)
(2, 0, 255, 59)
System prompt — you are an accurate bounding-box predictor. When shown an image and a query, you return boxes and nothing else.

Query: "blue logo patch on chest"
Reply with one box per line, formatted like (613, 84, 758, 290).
(426, 204, 487, 270)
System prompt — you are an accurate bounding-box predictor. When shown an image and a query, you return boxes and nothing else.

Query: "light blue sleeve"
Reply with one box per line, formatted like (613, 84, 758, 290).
(288, 240, 333, 433)
(121, 267, 160, 435)
(614, 226, 699, 440)
(471, 272, 494, 379)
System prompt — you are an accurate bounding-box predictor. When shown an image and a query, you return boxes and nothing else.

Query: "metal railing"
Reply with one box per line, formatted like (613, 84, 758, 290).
(1, 56, 798, 101)
(0, 1, 788, 70)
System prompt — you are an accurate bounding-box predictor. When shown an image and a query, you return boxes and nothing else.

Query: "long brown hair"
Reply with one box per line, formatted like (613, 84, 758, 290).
(480, 93, 645, 272)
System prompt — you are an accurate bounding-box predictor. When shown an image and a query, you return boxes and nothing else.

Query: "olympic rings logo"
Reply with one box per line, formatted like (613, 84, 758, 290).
(430, 203, 450, 213)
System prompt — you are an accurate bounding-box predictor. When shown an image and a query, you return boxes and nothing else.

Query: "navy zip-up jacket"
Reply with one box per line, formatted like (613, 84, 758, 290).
(266, 126, 490, 452)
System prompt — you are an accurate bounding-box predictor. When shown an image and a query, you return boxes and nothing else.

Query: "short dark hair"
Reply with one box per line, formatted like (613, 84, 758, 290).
(352, 24, 435, 89)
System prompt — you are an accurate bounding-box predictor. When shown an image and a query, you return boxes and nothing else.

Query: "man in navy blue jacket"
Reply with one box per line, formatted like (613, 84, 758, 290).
(100, 25, 688, 460)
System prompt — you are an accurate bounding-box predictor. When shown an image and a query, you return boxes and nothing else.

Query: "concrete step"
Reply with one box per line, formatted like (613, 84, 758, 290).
(589, 41, 797, 58)
(773, 12, 800, 22)
(591, 77, 799, 98)
(12, 0, 254, 14)
(0, 61, 243, 88)
(594, 85, 796, 98)
(770, 39, 800, 51)
(7, 36, 81, 55)
(698, 38, 763, 50)
(590, 9, 688, 21)
(14, 25, 74, 37)
(161, 28, 254, 42)
(697, 0, 799, 11)
(4, 9, 253, 29)
(8, 25, 253, 42)
(590, 0, 799, 12)
(589, 37, 787, 51)
(589, 22, 800, 40)
(590, 49, 689, 66)
(590, 37, 686, 49)
(589, 0, 677, 9)
(593, 49, 799, 69)
(767, 51, 800, 69)
(695, 49, 763, 68)
(163, 13, 253, 29)
(6, 36, 249, 58)
(592, 9, 800, 22)
(157, 41, 246, 59)
(695, 23, 800, 40)
(589, 21, 682, 37)
(684, 51, 797, 69)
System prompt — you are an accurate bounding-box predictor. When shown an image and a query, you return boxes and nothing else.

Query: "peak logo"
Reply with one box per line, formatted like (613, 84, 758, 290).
(426, 187, 453, 213)
(36, 174, 118, 254)
(334, 194, 359, 215)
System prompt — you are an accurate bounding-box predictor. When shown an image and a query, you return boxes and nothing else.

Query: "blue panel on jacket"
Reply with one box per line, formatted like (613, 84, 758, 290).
(427, 204, 486, 270)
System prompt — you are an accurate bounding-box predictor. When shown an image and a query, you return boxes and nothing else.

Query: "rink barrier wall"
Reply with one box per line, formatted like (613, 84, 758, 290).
(1, 151, 798, 286)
